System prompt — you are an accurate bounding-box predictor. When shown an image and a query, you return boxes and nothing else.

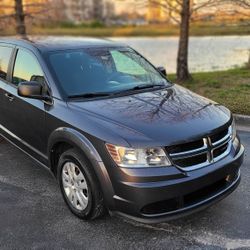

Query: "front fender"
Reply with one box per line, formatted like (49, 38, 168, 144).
(48, 127, 115, 209)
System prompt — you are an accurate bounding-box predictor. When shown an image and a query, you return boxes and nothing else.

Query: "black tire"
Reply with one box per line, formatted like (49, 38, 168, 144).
(57, 148, 106, 220)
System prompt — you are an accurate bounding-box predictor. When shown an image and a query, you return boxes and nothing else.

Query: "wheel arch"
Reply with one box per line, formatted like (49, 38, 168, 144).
(48, 127, 115, 209)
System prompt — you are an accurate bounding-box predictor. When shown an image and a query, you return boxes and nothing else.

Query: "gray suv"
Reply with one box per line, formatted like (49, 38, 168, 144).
(0, 38, 244, 223)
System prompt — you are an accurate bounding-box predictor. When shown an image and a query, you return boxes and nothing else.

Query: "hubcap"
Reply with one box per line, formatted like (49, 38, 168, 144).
(62, 162, 89, 211)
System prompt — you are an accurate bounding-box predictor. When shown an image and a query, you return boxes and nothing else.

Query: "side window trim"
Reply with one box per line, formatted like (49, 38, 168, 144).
(0, 44, 15, 84)
(7, 46, 17, 84)
(9, 47, 51, 97)
(11, 48, 42, 88)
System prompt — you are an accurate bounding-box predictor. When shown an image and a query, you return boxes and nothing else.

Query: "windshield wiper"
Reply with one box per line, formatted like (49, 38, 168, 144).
(68, 84, 167, 99)
(131, 84, 165, 91)
(68, 92, 112, 99)
(115, 84, 166, 95)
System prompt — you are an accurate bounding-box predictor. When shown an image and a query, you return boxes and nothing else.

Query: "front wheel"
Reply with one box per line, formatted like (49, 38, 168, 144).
(57, 148, 106, 220)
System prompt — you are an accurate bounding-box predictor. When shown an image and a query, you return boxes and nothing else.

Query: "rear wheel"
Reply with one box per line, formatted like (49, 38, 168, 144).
(57, 148, 106, 220)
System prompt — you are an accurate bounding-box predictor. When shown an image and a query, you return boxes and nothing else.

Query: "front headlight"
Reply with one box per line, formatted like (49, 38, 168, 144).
(231, 118, 237, 141)
(106, 143, 171, 168)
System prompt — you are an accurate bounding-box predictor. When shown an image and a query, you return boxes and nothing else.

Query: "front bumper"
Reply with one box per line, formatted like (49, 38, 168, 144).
(107, 142, 244, 223)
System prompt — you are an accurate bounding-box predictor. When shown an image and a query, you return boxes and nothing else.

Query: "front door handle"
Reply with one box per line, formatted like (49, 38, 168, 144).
(5, 93, 15, 102)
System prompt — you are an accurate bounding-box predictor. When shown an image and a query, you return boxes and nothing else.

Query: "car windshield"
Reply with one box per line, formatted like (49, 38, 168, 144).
(48, 47, 170, 97)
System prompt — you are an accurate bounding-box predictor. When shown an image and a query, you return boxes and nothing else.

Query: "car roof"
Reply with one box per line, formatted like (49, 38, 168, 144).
(0, 36, 125, 53)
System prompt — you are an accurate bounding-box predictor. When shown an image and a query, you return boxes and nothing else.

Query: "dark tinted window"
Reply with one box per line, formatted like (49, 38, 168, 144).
(13, 49, 45, 86)
(0, 46, 13, 80)
(49, 48, 169, 97)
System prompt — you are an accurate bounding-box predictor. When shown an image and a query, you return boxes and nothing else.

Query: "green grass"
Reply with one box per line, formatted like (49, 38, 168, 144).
(168, 67, 250, 115)
(30, 24, 180, 37)
(2, 22, 250, 37)
(31, 23, 250, 37)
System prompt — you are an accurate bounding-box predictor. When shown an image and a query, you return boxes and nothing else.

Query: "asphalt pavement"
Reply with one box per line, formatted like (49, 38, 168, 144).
(0, 130, 249, 250)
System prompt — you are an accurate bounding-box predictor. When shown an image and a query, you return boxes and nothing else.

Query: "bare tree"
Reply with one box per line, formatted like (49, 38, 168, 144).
(126, 0, 226, 82)
(137, 0, 227, 82)
(223, 0, 250, 17)
(0, 0, 50, 38)
(0, 0, 28, 37)
(177, 0, 191, 82)
(227, 0, 250, 8)
(14, 0, 26, 37)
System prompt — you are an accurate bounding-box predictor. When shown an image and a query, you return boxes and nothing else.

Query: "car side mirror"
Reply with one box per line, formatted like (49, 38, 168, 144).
(157, 66, 167, 77)
(18, 81, 51, 103)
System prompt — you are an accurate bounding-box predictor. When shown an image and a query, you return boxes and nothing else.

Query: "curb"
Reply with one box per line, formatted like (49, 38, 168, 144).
(234, 114, 250, 127)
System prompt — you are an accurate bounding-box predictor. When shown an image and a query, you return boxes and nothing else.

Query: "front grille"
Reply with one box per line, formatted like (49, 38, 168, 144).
(167, 139, 204, 154)
(166, 125, 232, 171)
(210, 127, 229, 143)
(174, 153, 208, 168)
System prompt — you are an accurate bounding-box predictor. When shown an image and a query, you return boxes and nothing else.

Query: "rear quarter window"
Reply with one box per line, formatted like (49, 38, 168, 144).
(0, 46, 13, 81)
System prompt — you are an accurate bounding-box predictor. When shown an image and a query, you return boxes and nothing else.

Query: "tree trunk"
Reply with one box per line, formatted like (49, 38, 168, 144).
(14, 0, 26, 37)
(177, 0, 191, 82)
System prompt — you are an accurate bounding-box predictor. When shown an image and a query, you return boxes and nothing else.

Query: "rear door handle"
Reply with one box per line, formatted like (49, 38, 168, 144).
(5, 93, 15, 102)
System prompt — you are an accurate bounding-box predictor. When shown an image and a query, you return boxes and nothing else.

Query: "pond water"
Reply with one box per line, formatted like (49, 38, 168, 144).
(111, 36, 250, 73)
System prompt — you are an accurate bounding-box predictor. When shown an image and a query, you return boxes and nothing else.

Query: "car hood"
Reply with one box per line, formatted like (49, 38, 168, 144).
(68, 85, 232, 147)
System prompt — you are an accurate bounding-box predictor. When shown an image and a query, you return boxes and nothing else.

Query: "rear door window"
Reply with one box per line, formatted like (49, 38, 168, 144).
(0, 46, 13, 81)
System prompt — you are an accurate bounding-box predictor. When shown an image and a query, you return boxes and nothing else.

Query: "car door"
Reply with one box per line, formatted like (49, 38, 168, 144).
(1, 47, 48, 163)
(0, 45, 14, 130)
